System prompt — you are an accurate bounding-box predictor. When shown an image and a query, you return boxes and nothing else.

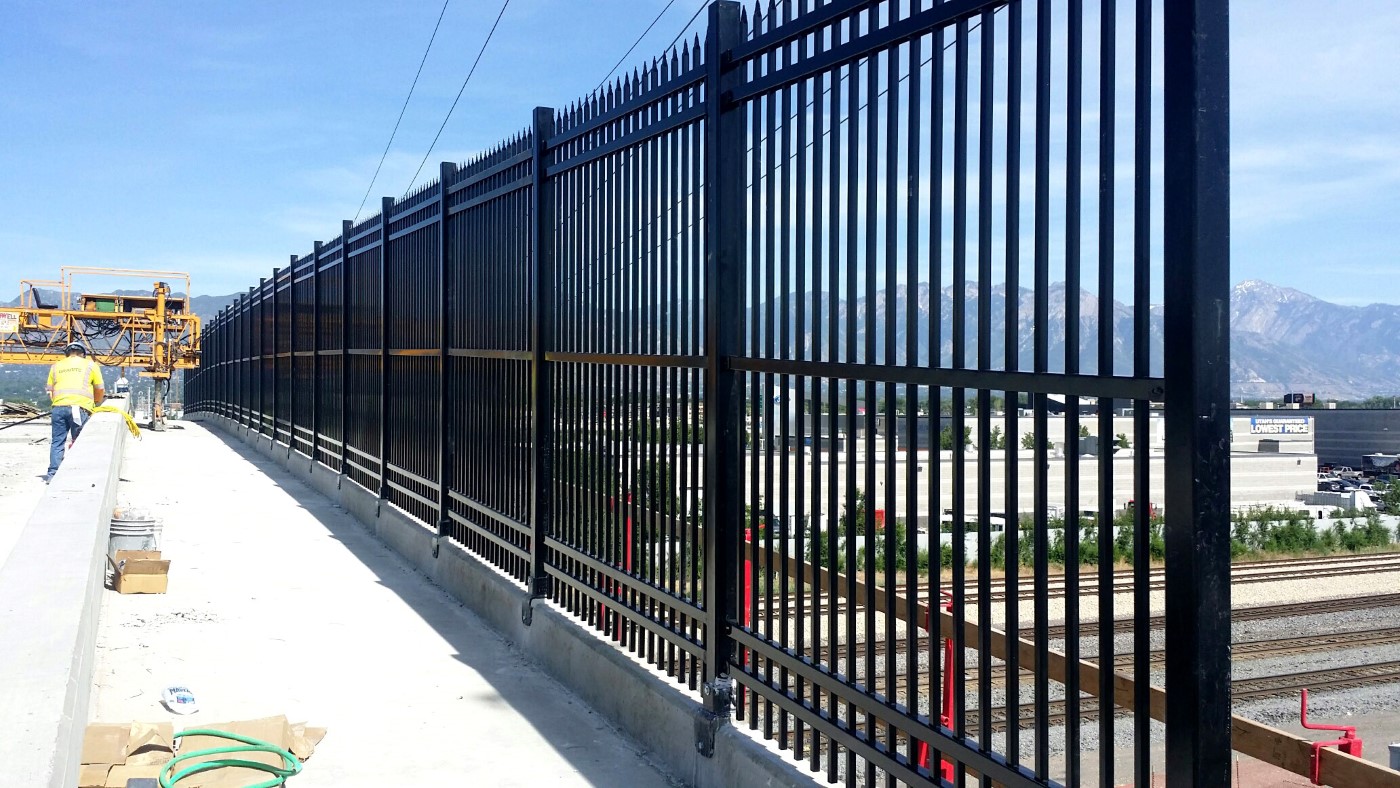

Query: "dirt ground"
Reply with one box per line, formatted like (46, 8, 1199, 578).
(0, 422, 54, 565)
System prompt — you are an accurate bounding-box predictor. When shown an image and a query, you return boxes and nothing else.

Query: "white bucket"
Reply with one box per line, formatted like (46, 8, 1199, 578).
(109, 516, 162, 555)
(107, 515, 162, 586)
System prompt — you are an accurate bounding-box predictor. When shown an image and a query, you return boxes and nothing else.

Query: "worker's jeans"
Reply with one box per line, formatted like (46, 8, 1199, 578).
(47, 405, 85, 477)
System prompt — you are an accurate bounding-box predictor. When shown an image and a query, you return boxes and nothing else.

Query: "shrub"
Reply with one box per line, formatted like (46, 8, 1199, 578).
(988, 425, 1006, 450)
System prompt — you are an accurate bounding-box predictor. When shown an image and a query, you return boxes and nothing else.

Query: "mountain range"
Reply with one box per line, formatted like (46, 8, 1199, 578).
(4, 281, 1399, 401)
(743, 279, 1400, 401)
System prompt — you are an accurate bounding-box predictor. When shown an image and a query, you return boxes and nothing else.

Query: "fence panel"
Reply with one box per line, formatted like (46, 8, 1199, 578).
(315, 241, 344, 469)
(292, 254, 316, 456)
(384, 185, 443, 525)
(274, 266, 293, 445)
(444, 137, 535, 582)
(545, 46, 712, 687)
(257, 279, 274, 435)
(344, 217, 384, 490)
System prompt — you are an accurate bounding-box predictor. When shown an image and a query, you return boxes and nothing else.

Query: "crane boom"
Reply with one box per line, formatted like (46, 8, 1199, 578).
(0, 267, 202, 429)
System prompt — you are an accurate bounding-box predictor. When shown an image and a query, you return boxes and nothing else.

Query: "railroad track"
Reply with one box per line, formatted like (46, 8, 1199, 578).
(754, 593, 1400, 663)
(766, 646, 1400, 751)
(1049, 591, 1400, 639)
(982, 624, 1400, 683)
(967, 552, 1400, 603)
(767, 658, 1400, 753)
(962, 658, 1400, 733)
(755, 555, 1400, 621)
(842, 625, 1400, 702)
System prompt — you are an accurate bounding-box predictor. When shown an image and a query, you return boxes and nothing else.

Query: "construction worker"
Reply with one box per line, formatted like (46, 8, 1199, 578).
(44, 342, 105, 482)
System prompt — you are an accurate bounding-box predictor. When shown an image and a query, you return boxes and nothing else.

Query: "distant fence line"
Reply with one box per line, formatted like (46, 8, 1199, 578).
(187, 1, 1231, 785)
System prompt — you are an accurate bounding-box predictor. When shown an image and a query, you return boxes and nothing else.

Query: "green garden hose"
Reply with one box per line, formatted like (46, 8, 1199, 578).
(159, 728, 302, 788)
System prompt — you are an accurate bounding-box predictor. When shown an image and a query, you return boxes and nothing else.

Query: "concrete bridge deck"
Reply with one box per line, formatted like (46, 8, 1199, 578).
(90, 422, 681, 787)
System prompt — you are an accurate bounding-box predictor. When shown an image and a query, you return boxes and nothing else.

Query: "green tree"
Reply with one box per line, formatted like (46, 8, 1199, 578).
(988, 425, 1006, 450)
(941, 425, 972, 450)
(1020, 431, 1036, 450)
(1078, 424, 1091, 439)
(1116, 432, 1130, 449)
(840, 488, 869, 535)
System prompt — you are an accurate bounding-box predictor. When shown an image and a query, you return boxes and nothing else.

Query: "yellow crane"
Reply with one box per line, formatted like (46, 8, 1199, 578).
(0, 267, 201, 430)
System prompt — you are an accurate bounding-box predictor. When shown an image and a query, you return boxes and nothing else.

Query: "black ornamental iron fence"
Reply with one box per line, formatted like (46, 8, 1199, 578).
(188, 0, 1230, 784)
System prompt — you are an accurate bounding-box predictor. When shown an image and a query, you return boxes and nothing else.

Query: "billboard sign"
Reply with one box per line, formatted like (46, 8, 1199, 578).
(1249, 416, 1310, 435)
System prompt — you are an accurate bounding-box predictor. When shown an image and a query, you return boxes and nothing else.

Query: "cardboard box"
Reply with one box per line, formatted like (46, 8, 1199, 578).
(77, 762, 111, 788)
(104, 763, 164, 786)
(79, 722, 173, 787)
(79, 717, 325, 788)
(111, 550, 169, 594)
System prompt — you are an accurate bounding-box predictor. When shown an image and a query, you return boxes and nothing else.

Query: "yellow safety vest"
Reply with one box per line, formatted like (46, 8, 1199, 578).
(48, 357, 103, 408)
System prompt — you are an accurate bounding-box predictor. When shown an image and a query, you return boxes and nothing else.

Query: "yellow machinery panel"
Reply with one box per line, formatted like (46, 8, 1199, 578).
(0, 267, 202, 428)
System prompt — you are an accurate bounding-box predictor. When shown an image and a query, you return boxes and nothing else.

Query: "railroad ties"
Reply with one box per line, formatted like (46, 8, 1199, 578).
(746, 560, 1400, 754)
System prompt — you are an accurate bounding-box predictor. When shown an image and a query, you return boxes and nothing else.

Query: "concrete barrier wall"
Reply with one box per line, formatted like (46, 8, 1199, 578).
(0, 410, 129, 788)
(194, 414, 813, 788)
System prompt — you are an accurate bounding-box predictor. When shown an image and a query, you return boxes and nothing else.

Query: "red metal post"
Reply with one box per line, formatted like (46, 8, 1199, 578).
(1300, 688, 1363, 785)
(916, 591, 957, 782)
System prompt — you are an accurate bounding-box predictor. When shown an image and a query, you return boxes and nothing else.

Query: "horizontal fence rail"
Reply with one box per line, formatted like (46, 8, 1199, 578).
(187, 1, 1232, 785)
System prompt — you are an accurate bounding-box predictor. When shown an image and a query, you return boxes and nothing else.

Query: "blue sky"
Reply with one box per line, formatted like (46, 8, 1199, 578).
(1, 0, 1397, 305)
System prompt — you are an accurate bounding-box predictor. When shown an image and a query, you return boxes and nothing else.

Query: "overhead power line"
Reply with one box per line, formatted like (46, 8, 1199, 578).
(664, 0, 710, 56)
(595, 0, 681, 93)
(403, 0, 513, 197)
(354, 0, 453, 223)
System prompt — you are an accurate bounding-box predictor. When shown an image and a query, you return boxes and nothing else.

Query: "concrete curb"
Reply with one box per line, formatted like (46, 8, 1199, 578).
(194, 414, 817, 788)
(0, 409, 129, 788)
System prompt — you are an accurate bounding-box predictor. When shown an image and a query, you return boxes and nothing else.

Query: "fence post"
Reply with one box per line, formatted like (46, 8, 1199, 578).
(379, 196, 394, 503)
(273, 269, 282, 446)
(436, 162, 457, 558)
(287, 255, 297, 458)
(1163, 0, 1232, 782)
(312, 239, 322, 469)
(341, 220, 353, 477)
(246, 288, 254, 432)
(698, 0, 743, 752)
(524, 106, 556, 624)
(258, 278, 267, 438)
